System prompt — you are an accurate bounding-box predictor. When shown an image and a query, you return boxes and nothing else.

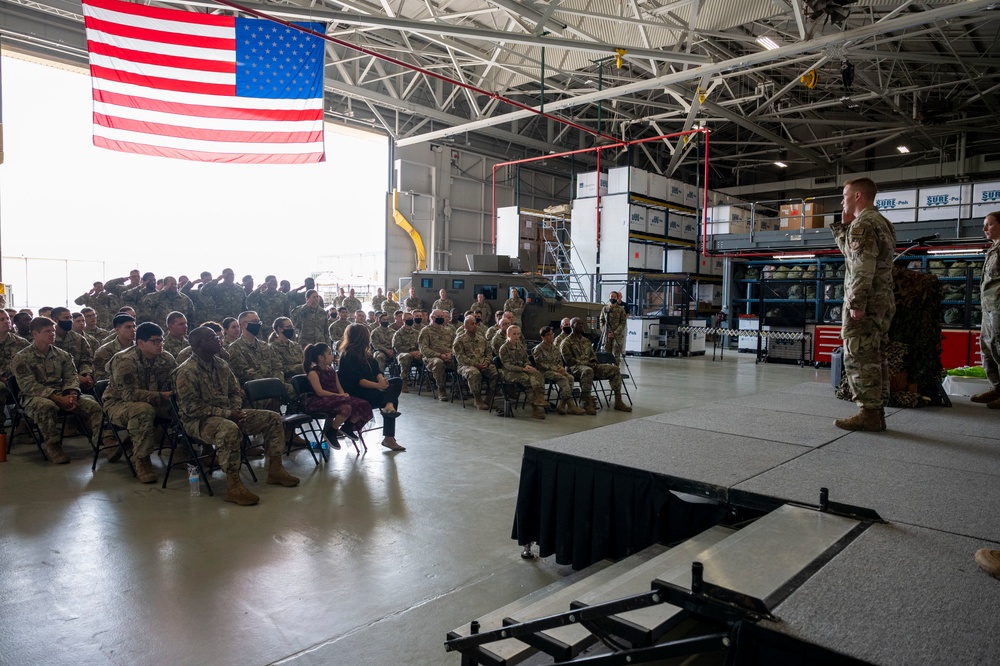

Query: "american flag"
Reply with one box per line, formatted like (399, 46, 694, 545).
(82, 0, 326, 164)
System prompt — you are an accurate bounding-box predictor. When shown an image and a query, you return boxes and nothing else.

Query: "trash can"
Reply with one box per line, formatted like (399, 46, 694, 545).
(830, 347, 843, 388)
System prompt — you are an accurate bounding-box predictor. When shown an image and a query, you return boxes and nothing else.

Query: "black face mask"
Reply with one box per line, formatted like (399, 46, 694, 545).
(57, 320, 73, 332)
(404, 320, 413, 327)
(434, 317, 445, 325)
(415, 318, 423, 325)
(380, 321, 390, 327)
(475, 317, 482, 323)
(281, 328, 295, 340)
(245, 322, 262, 336)
(610, 299, 618, 304)
(562, 326, 572, 335)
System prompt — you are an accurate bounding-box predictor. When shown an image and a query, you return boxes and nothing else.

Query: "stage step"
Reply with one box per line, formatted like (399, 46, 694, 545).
(507, 525, 734, 661)
(605, 504, 860, 646)
(446, 545, 668, 666)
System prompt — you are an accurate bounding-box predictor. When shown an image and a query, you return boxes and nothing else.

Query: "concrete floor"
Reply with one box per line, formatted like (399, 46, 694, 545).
(0, 353, 823, 666)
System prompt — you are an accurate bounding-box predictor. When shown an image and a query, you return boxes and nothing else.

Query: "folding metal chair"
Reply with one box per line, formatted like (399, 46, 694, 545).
(6, 376, 96, 460)
(290, 374, 365, 455)
(490, 356, 525, 418)
(91, 379, 137, 477)
(244, 377, 324, 466)
(596, 351, 632, 406)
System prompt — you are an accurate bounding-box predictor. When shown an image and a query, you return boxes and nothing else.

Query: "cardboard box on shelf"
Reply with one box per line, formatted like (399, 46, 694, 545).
(608, 166, 649, 196)
(667, 179, 685, 205)
(645, 244, 665, 272)
(681, 216, 699, 241)
(666, 249, 698, 273)
(628, 205, 648, 233)
(629, 242, 646, 270)
(647, 208, 666, 236)
(520, 218, 540, 239)
(648, 173, 668, 201)
(779, 202, 825, 229)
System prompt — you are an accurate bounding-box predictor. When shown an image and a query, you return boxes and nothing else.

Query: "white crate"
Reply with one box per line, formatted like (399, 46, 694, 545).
(608, 166, 649, 196)
(681, 215, 699, 241)
(707, 205, 748, 224)
(666, 249, 698, 273)
(667, 179, 685, 205)
(576, 171, 608, 198)
(711, 257, 726, 276)
(647, 207, 667, 236)
(683, 182, 700, 209)
(628, 242, 646, 270)
(645, 244, 665, 272)
(648, 173, 668, 201)
(666, 214, 683, 239)
(628, 204, 648, 233)
(973, 180, 1000, 207)
(884, 208, 917, 224)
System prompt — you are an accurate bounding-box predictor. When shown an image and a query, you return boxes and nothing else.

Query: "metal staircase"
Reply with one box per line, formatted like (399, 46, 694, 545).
(539, 214, 589, 302)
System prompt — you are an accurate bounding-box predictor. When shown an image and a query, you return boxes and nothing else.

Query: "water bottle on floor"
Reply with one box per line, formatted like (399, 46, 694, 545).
(187, 464, 200, 496)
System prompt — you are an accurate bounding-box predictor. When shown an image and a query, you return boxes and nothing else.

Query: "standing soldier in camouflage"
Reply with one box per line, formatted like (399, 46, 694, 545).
(342, 288, 362, 315)
(383, 291, 400, 316)
(247, 275, 289, 341)
(75, 281, 119, 328)
(94, 314, 136, 381)
(498, 325, 547, 419)
(469, 292, 492, 323)
(203, 268, 247, 322)
(403, 287, 423, 313)
(372, 288, 387, 312)
(600, 291, 628, 364)
(371, 312, 397, 373)
(163, 312, 189, 359)
(0, 309, 29, 413)
(269, 317, 303, 399)
(832, 177, 897, 432)
(103, 322, 176, 483)
(291, 290, 331, 349)
(392, 315, 421, 393)
(561, 318, 632, 415)
(503, 287, 526, 327)
(533, 326, 584, 415)
(175, 327, 299, 506)
(418, 309, 457, 401)
(332, 287, 347, 309)
(104, 270, 141, 301)
(11, 317, 104, 464)
(122, 272, 157, 323)
(144, 276, 195, 327)
(180, 271, 214, 323)
(432, 288, 455, 314)
(971, 211, 1000, 409)
(51, 307, 95, 393)
(453, 315, 496, 410)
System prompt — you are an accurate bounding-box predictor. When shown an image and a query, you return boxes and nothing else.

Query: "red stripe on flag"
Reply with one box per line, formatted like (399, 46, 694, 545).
(88, 40, 236, 74)
(85, 16, 235, 51)
(83, 0, 234, 27)
(94, 89, 323, 122)
(91, 64, 235, 96)
(93, 135, 325, 164)
(94, 113, 324, 144)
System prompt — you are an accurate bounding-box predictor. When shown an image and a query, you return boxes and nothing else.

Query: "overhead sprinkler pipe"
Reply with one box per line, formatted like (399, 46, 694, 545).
(209, 0, 618, 143)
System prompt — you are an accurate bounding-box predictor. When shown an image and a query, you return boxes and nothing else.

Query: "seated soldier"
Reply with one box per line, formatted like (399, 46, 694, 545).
(490, 315, 513, 358)
(71, 312, 87, 337)
(390, 310, 404, 331)
(327, 307, 351, 348)
(366, 310, 378, 330)
(342, 288, 362, 314)
(412, 309, 428, 331)
(12, 311, 32, 339)
(554, 317, 573, 349)
(268, 317, 302, 399)
(498, 325, 548, 419)
(11, 317, 104, 463)
(175, 327, 299, 506)
(103, 322, 177, 483)
(175, 321, 229, 365)
(80, 307, 109, 350)
(50, 306, 95, 393)
(484, 309, 504, 342)
(392, 313, 421, 393)
(560, 318, 632, 415)
(353, 310, 367, 327)
(370, 312, 397, 373)
(533, 326, 585, 415)
(452, 315, 496, 410)
(0, 309, 29, 415)
(417, 309, 457, 402)
(163, 311, 189, 359)
(94, 313, 137, 381)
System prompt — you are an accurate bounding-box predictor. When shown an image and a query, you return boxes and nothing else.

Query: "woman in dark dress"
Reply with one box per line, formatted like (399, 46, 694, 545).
(303, 343, 372, 448)
(337, 324, 405, 451)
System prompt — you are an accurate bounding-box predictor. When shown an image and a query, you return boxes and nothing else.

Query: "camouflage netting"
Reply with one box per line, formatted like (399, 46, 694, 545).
(836, 267, 943, 408)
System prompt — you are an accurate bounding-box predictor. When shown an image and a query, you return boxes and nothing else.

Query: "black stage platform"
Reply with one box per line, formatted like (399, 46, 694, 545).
(510, 381, 1000, 665)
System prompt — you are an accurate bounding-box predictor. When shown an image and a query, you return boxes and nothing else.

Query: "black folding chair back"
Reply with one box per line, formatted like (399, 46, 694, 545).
(290, 374, 364, 455)
(595, 351, 632, 406)
(490, 356, 524, 418)
(7, 375, 95, 459)
(92, 379, 137, 477)
(244, 377, 324, 465)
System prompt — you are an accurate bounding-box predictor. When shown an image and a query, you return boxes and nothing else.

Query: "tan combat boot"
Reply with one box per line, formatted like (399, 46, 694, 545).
(45, 442, 70, 464)
(134, 455, 157, 484)
(584, 396, 598, 416)
(532, 387, 549, 408)
(556, 399, 569, 415)
(474, 396, 489, 411)
(225, 471, 260, 506)
(970, 387, 1000, 403)
(103, 435, 123, 462)
(266, 455, 300, 487)
(566, 400, 586, 415)
(613, 392, 632, 412)
(401, 377, 409, 394)
(834, 407, 882, 432)
(531, 404, 546, 419)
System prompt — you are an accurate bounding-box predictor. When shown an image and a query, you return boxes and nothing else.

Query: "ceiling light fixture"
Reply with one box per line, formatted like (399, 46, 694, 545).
(927, 248, 983, 255)
(756, 36, 780, 51)
(897, 146, 910, 154)
(774, 161, 788, 168)
(776, 253, 816, 260)
(839, 97, 860, 110)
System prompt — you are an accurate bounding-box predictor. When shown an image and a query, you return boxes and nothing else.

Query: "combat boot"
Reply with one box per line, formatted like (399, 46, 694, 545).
(134, 455, 157, 484)
(970, 387, 1000, 403)
(103, 435, 123, 462)
(834, 407, 882, 432)
(556, 399, 569, 415)
(225, 471, 259, 506)
(531, 404, 546, 419)
(613, 392, 632, 412)
(266, 455, 300, 487)
(474, 397, 489, 410)
(45, 442, 70, 464)
(400, 376, 409, 393)
(566, 400, 586, 415)
(584, 396, 598, 416)
(438, 388, 450, 402)
(988, 398, 1000, 410)
(532, 387, 549, 407)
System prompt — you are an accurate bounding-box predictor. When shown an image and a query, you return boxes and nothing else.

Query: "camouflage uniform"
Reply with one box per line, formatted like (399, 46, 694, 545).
(832, 205, 897, 409)
(74, 291, 119, 328)
(94, 338, 133, 381)
(392, 326, 421, 380)
(600, 303, 628, 363)
(372, 294, 387, 311)
(174, 354, 283, 473)
(103, 346, 176, 457)
(84, 328, 109, 352)
(328, 318, 350, 348)
(247, 290, 289, 339)
(371, 324, 396, 373)
(180, 283, 210, 324)
(203, 282, 247, 321)
(499, 340, 543, 392)
(122, 285, 155, 323)
(269, 336, 304, 399)
(554, 331, 570, 349)
(0, 332, 29, 409)
(532, 340, 573, 399)
(432, 298, 455, 314)
(403, 296, 423, 312)
(54, 330, 94, 376)
(331, 294, 345, 309)
(143, 290, 195, 328)
(342, 296, 362, 314)
(164, 334, 189, 360)
(490, 329, 509, 358)
(560, 334, 621, 398)
(453, 329, 497, 396)
(382, 299, 400, 316)
(504, 296, 526, 326)
(11, 344, 103, 446)
(291, 304, 331, 348)
(103, 277, 134, 298)
(227, 336, 278, 407)
(470, 300, 492, 322)
(979, 240, 1000, 388)
(417, 323, 456, 390)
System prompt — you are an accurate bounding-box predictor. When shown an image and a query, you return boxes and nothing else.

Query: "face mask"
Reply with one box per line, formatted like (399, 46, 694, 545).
(415, 318, 423, 325)
(434, 317, 445, 325)
(58, 320, 73, 332)
(610, 298, 618, 304)
(380, 321, 390, 327)
(245, 322, 262, 336)
(562, 326, 572, 335)
(281, 328, 295, 340)
(404, 320, 413, 327)
(475, 317, 482, 323)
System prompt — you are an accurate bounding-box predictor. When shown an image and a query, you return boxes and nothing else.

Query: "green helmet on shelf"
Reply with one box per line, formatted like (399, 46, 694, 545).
(948, 261, 968, 277)
(943, 307, 963, 325)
